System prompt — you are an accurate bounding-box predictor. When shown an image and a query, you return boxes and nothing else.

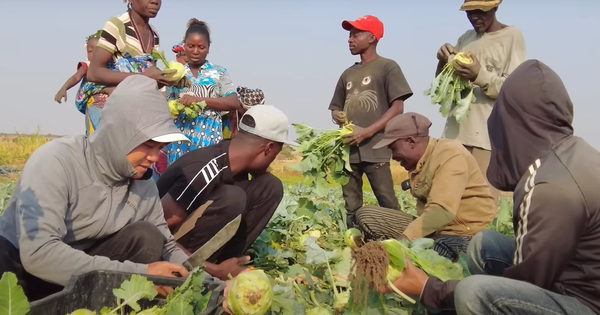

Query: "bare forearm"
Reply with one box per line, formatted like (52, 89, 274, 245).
(87, 66, 137, 86)
(204, 262, 224, 279)
(204, 95, 239, 111)
(366, 101, 404, 135)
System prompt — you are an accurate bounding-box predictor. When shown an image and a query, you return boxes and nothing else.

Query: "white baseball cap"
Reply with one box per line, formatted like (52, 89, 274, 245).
(152, 133, 189, 143)
(239, 105, 298, 146)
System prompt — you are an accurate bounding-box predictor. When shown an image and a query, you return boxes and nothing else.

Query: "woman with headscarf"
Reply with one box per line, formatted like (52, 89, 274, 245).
(163, 18, 240, 165)
(82, 0, 176, 135)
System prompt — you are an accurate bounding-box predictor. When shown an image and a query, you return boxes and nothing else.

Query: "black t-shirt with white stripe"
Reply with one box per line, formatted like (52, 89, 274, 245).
(157, 141, 238, 212)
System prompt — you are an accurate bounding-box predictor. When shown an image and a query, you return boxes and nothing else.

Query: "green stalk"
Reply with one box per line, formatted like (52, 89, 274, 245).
(386, 279, 416, 304)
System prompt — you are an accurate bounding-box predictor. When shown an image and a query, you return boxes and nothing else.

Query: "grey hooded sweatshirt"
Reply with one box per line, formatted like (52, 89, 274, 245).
(0, 75, 188, 286)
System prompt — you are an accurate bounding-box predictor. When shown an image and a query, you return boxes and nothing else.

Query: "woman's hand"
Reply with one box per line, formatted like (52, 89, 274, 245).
(144, 66, 178, 87)
(180, 94, 204, 106)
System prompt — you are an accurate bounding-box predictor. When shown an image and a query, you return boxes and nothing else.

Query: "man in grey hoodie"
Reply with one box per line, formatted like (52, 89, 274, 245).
(0, 75, 193, 300)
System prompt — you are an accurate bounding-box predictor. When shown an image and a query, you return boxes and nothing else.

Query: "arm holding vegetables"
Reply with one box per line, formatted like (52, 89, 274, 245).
(456, 32, 527, 99)
(343, 65, 412, 145)
(343, 100, 404, 146)
(88, 48, 175, 87)
(402, 153, 468, 240)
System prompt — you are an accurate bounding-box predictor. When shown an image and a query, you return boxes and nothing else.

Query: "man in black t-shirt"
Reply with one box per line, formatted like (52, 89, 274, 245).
(157, 105, 294, 279)
(329, 15, 413, 228)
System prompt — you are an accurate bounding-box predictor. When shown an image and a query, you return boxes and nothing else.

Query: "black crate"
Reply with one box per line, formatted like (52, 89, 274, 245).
(29, 270, 225, 315)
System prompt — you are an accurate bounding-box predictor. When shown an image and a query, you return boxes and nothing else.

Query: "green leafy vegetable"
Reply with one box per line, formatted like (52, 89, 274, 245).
(151, 50, 186, 82)
(291, 123, 354, 197)
(0, 272, 30, 315)
(168, 99, 208, 120)
(425, 52, 476, 123)
(112, 274, 158, 312)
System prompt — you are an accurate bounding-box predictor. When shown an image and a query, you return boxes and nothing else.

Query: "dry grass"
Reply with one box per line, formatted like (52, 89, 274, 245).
(0, 135, 408, 190)
(0, 134, 54, 166)
(269, 155, 409, 191)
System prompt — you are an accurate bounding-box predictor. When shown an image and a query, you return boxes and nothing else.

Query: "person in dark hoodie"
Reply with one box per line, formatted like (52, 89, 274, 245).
(0, 75, 206, 300)
(381, 60, 600, 315)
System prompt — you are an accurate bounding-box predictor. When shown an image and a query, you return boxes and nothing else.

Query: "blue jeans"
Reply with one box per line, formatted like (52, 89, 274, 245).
(453, 231, 595, 315)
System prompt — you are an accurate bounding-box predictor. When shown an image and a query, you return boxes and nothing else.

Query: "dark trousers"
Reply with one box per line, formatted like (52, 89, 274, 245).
(343, 162, 399, 228)
(177, 172, 283, 263)
(0, 221, 166, 301)
(356, 205, 471, 262)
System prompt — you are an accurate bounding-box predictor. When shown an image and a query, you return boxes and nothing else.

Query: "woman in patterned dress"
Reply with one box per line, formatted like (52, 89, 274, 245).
(82, 0, 176, 135)
(164, 19, 240, 165)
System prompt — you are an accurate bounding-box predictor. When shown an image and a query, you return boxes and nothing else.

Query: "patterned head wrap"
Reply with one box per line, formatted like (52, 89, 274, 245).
(237, 87, 266, 109)
(172, 41, 185, 56)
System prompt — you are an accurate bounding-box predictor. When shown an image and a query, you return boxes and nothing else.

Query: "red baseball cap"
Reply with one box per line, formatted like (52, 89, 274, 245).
(342, 15, 384, 41)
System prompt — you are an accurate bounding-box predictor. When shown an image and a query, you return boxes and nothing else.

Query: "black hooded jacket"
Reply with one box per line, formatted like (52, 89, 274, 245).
(420, 60, 600, 314)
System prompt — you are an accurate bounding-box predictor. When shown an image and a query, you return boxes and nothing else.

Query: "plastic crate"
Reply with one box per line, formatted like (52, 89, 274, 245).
(28, 270, 226, 315)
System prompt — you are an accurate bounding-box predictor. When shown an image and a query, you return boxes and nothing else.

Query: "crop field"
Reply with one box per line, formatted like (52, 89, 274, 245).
(0, 134, 514, 315)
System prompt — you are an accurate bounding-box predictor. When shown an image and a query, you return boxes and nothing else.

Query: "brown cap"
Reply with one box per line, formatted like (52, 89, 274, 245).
(372, 112, 432, 149)
(460, 0, 502, 12)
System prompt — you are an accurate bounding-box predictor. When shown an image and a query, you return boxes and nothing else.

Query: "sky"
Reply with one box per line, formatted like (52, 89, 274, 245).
(0, 0, 599, 149)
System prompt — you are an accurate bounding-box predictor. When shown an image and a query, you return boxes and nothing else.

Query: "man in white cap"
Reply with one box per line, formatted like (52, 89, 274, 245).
(0, 75, 192, 300)
(435, 0, 526, 204)
(158, 105, 294, 280)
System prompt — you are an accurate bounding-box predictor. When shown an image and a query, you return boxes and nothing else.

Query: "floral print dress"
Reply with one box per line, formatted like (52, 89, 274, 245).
(164, 61, 237, 165)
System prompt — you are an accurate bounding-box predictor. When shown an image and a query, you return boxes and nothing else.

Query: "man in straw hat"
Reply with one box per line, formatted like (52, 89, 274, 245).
(436, 0, 526, 205)
(355, 112, 496, 262)
(329, 15, 414, 229)
(158, 105, 294, 280)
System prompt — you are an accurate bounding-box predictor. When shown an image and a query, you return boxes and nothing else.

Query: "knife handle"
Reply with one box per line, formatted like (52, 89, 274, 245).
(173, 261, 195, 277)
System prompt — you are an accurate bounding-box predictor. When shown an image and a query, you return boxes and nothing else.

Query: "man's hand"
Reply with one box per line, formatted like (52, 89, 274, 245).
(212, 256, 251, 280)
(437, 43, 459, 64)
(331, 110, 347, 126)
(180, 94, 204, 107)
(454, 54, 481, 82)
(380, 256, 429, 297)
(342, 125, 374, 146)
(148, 262, 189, 296)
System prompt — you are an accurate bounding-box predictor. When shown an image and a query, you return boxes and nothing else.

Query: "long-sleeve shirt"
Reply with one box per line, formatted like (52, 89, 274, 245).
(442, 26, 527, 151)
(421, 60, 600, 315)
(402, 138, 496, 240)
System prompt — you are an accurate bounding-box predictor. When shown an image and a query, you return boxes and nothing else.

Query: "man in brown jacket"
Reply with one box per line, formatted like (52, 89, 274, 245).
(355, 112, 496, 262)
(384, 60, 600, 315)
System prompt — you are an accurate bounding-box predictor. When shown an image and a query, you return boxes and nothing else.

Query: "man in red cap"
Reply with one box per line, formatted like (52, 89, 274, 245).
(329, 15, 413, 228)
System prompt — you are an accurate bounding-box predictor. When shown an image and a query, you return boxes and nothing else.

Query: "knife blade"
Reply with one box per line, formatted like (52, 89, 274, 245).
(181, 214, 242, 271)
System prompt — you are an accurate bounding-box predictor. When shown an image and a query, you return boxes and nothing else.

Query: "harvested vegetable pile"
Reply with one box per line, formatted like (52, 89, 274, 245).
(247, 185, 466, 315)
(291, 123, 354, 197)
(425, 52, 476, 123)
